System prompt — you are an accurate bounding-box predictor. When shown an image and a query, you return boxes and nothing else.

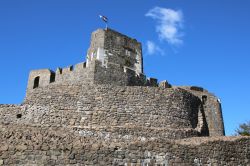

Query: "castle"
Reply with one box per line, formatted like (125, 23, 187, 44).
(0, 28, 249, 165)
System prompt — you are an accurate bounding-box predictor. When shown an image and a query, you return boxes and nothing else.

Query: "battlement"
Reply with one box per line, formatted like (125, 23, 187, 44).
(27, 62, 88, 91)
(27, 59, 161, 92)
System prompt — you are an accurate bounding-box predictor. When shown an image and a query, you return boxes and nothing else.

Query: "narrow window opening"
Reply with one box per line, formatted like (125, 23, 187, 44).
(50, 72, 55, 83)
(33, 76, 40, 89)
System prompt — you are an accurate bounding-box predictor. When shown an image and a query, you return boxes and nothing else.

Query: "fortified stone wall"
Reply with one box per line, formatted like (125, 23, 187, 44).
(0, 123, 249, 165)
(18, 84, 206, 139)
(4, 87, 223, 142)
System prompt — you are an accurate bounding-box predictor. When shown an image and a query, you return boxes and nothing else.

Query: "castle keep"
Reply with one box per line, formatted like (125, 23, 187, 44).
(27, 28, 148, 90)
(0, 28, 249, 165)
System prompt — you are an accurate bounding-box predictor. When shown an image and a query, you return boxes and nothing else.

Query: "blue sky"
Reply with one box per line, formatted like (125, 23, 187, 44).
(0, 0, 250, 135)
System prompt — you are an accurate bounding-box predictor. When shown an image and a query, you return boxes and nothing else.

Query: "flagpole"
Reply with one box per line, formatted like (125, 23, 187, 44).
(99, 15, 109, 30)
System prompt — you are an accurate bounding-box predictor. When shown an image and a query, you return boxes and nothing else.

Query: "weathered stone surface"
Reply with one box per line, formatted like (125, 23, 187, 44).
(0, 145, 8, 151)
(0, 124, 249, 165)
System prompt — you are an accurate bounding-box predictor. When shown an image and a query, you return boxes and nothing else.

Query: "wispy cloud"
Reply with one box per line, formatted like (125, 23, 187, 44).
(146, 7, 184, 45)
(146, 40, 163, 55)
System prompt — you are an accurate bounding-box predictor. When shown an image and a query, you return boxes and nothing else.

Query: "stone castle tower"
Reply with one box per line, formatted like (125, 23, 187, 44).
(26, 28, 224, 137)
(0, 28, 249, 165)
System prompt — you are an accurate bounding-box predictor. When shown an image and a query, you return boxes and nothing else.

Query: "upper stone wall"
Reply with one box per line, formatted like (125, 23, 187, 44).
(87, 28, 143, 74)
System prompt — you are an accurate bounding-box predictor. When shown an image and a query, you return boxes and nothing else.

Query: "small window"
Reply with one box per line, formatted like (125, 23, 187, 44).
(33, 76, 40, 89)
(16, 114, 22, 118)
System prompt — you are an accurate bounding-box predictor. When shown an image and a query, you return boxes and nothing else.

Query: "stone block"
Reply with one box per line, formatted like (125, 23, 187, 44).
(0, 145, 8, 151)
(16, 145, 28, 151)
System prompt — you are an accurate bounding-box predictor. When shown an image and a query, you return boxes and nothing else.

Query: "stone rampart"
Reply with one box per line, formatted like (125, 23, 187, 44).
(6, 84, 207, 140)
(0, 123, 249, 165)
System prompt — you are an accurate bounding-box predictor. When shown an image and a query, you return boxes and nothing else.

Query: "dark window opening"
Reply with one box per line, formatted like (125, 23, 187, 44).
(50, 72, 55, 83)
(69, 66, 73, 71)
(16, 114, 22, 118)
(33, 76, 40, 89)
(202, 95, 207, 104)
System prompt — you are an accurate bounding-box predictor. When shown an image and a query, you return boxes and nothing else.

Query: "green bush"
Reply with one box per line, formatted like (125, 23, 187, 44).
(235, 121, 250, 136)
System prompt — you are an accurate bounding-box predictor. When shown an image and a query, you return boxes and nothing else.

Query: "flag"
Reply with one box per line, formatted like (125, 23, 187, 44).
(99, 15, 108, 23)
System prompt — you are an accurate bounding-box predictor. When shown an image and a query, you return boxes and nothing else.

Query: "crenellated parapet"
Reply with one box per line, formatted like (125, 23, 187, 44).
(26, 60, 163, 92)
(27, 61, 90, 92)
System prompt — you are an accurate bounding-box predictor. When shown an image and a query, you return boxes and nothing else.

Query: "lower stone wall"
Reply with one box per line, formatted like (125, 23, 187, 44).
(0, 124, 249, 165)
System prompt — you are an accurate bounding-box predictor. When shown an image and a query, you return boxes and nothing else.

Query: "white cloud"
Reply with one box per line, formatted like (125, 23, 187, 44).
(146, 7, 184, 45)
(146, 40, 163, 55)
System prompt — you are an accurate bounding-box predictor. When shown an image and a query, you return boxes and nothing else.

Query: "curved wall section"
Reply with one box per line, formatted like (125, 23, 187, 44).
(23, 84, 204, 139)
